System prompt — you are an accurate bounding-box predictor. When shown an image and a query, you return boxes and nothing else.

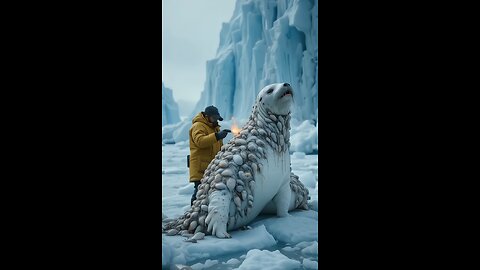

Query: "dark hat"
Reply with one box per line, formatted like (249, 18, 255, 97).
(204, 105, 224, 121)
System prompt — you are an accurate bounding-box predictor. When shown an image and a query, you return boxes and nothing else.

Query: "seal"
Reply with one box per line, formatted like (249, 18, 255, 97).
(163, 82, 310, 238)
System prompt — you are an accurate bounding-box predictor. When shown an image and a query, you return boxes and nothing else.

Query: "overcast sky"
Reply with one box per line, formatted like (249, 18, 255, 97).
(162, 0, 236, 113)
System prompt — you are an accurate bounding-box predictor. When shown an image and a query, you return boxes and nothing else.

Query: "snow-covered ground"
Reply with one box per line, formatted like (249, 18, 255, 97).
(162, 143, 318, 269)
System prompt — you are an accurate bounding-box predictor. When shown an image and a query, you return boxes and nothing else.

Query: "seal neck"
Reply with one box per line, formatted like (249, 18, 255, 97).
(248, 104, 291, 152)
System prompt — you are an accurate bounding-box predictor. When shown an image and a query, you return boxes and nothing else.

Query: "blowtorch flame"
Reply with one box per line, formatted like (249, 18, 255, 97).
(231, 117, 241, 136)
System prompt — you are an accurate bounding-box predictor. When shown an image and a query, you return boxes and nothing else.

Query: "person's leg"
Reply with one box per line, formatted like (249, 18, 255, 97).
(191, 181, 200, 206)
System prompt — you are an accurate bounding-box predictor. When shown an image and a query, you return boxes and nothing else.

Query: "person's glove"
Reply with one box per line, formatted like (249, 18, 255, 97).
(215, 129, 229, 140)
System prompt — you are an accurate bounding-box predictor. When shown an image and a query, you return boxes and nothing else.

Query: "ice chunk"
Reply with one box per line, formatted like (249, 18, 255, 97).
(292, 151, 306, 159)
(178, 184, 194, 195)
(251, 210, 318, 244)
(225, 258, 241, 265)
(295, 241, 315, 249)
(295, 170, 316, 188)
(162, 236, 173, 268)
(302, 258, 318, 269)
(282, 246, 300, 252)
(236, 249, 301, 270)
(162, 121, 185, 143)
(172, 121, 191, 143)
(164, 168, 188, 175)
(290, 120, 318, 154)
(191, 259, 219, 270)
(162, 225, 276, 266)
(301, 241, 318, 256)
(308, 199, 318, 212)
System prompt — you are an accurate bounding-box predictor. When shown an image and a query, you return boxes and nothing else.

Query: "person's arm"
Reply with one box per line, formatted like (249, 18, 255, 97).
(191, 124, 217, 148)
(218, 128, 225, 147)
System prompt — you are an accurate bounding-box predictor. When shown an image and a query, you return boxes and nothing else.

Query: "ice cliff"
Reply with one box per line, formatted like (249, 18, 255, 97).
(191, 0, 318, 123)
(162, 82, 181, 127)
(163, 0, 318, 153)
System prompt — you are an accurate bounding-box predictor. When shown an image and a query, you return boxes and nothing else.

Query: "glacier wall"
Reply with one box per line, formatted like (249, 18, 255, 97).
(191, 0, 318, 123)
(162, 82, 181, 127)
(162, 0, 318, 153)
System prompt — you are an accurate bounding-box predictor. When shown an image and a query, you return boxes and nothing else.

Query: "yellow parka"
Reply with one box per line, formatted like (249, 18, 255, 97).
(189, 112, 223, 182)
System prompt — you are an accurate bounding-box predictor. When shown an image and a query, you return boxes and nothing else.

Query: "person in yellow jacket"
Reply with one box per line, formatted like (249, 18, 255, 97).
(189, 105, 230, 206)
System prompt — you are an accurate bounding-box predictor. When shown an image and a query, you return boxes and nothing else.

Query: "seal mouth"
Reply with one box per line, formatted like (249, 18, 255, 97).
(279, 89, 293, 99)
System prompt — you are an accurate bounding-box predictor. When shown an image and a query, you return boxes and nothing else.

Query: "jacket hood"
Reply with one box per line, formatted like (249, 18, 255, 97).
(192, 112, 220, 128)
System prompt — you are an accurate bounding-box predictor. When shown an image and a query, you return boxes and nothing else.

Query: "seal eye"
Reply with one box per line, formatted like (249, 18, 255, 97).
(259, 97, 262, 101)
(267, 88, 273, 94)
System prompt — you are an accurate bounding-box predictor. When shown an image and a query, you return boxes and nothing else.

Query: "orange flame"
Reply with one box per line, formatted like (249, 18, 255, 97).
(231, 117, 241, 136)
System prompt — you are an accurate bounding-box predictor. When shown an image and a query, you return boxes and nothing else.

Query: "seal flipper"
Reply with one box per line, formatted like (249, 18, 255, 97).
(205, 190, 232, 238)
(272, 180, 292, 217)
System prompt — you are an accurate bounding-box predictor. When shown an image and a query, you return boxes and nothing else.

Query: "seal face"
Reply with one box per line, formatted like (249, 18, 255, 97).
(163, 83, 309, 239)
(257, 83, 294, 116)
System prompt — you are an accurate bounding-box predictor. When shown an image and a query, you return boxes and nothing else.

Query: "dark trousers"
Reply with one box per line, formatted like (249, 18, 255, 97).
(191, 181, 200, 206)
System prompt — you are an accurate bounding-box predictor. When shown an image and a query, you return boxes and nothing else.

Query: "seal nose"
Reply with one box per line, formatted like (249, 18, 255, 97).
(283, 83, 290, 87)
